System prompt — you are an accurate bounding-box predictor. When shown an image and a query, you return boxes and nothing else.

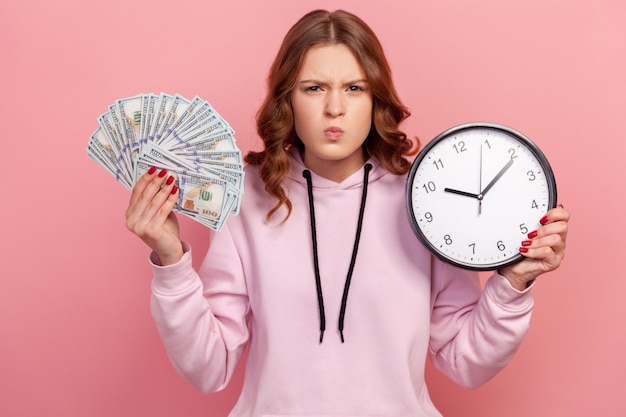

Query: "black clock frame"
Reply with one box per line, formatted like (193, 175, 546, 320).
(406, 122, 558, 271)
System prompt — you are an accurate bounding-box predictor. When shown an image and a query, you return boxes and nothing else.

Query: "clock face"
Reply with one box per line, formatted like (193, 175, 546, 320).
(406, 123, 557, 271)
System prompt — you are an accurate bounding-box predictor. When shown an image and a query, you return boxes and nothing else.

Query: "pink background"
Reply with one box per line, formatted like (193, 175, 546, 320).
(2, 0, 624, 416)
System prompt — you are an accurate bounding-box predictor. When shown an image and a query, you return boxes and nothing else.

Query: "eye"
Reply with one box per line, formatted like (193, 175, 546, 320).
(304, 85, 323, 92)
(347, 85, 366, 92)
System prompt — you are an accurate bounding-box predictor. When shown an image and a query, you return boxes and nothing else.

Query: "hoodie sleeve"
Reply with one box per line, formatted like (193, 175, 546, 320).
(428, 259, 534, 389)
(149, 225, 250, 394)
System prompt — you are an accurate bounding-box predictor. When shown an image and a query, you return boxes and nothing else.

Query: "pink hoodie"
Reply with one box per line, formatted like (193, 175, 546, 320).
(149, 148, 534, 416)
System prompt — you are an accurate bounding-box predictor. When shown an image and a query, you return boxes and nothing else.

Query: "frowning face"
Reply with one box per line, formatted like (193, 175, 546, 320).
(291, 43, 373, 182)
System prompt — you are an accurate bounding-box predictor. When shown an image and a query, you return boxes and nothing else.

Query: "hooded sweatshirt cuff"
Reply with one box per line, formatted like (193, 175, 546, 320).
(149, 242, 197, 294)
(485, 272, 535, 312)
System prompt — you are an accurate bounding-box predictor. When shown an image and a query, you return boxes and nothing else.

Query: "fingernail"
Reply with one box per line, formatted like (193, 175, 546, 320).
(521, 240, 532, 247)
(147, 166, 157, 175)
(158, 169, 167, 178)
(519, 247, 529, 253)
(171, 185, 178, 194)
(558, 203, 564, 208)
(166, 176, 174, 185)
(540, 215, 549, 225)
(528, 230, 538, 239)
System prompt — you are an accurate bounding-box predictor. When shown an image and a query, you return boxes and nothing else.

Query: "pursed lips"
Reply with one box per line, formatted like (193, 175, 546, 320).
(324, 126, 344, 139)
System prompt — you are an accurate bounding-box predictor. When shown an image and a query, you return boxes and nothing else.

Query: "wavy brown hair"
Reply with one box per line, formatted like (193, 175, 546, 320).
(245, 9, 418, 222)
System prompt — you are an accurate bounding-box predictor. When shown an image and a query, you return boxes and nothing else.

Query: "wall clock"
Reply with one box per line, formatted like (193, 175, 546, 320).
(406, 122, 557, 271)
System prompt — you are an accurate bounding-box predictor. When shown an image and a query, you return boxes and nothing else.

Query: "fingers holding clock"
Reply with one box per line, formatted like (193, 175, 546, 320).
(502, 205, 570, 287)
(524, 205, 569, 254)
(500, 206, 569, 284)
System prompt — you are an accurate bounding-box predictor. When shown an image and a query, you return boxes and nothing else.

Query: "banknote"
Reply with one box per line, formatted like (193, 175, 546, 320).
(87, 93, 243, 231)
(149, 93, 174, 143)
(116, 95, 144, 169)
(87, 127, 133, 190)
(160, 95, 205, 143)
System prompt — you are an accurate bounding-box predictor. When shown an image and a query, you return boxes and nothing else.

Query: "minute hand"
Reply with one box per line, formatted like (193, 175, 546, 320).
(480, 159, 514, 196)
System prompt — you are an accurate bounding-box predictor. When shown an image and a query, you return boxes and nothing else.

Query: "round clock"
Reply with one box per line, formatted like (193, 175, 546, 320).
(406, 122, 557, 271)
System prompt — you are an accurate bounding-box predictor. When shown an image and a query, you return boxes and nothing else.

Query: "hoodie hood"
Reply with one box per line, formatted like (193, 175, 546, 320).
(286, 147, 387, 190)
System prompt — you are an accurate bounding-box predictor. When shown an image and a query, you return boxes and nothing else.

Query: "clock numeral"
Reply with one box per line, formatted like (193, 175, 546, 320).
(519, 223, 529, 234)
(531, 199, 539, 210)
(432, 158, 444, 170)
(444, 234, 453, 245)
(484, 139, 491, 149)
(424, 212, 433, 222)
(452, 141, 467, 154)
(421, 181, 437, 194)
(497, 241, 506, 251)
(508, 148, 518, 159)
(527, 170, 537, 181)
(468, 243, 476, 254)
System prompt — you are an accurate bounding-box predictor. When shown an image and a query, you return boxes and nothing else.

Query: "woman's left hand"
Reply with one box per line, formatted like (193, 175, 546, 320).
(499, 205, 570, 291)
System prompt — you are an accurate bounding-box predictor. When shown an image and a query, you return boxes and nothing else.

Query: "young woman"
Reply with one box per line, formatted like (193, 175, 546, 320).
(125, 9, 570, 417)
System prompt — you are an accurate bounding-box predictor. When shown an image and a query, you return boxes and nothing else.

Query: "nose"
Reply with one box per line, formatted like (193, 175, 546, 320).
(324, 91, 345, 118)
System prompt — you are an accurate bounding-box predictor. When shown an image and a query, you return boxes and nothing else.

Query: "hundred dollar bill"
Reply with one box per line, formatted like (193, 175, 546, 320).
(174, 130, 238, 154)
(173, 99, 234, 140)
(87, 127, 133, 189)
(172, 116, 233, 148)
(141, 93, 158, 145)
(97, 111, 132, 182)
(134, 153, 180, 180)
(139, 93, 152, 146)
(173, 150, 243, 164)
(149, 93, 174, 143)
(171, 100, 218, 135)
(169, 154, 243, 177)
(154, 94, 190, 145)
(134, 141, 196, 182)
(189, 187, 238, 231)
(87, 127, 116, 173)
(136, 142, 244, 199)
(159, 95, 205, 144)
(138, 143, 242, 201)
(116, 95, 144, 171)
(176, 172, 231, 222)
(106, 103, 134, 171)
(159, 103, 218, 149)
(133, 157, 233, 232)
(174, 154, 244, 175)
(180, 185, 237, 231)
(198, 166, 244, 215)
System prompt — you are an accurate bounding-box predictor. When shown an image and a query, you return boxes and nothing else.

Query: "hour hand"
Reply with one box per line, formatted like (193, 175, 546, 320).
(444, 188, 480, 199)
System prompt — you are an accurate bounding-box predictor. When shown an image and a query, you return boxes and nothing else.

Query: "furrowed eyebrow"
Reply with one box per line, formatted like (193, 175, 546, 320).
(298, 79, 368, 86)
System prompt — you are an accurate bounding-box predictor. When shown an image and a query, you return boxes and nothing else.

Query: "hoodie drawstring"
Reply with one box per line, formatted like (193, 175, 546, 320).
(302, 163, 372, 343)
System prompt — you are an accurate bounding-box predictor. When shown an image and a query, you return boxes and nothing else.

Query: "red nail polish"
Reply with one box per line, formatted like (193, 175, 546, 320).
(171, 185, 178, 194)
(158, 169, 167, 178)
(540, 215, 549, 225)
(147, 166, 157, 175)
(519, 247, 529, 253)
(166, 176, 174, 185)
(528, 230, 538, 239)
(521, 240, 532, 247)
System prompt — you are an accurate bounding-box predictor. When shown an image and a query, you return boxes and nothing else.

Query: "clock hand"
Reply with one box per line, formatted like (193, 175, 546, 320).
(444, 188, 480, 199)
(480, 158, 514, 196)
(479, 144, 484, 215)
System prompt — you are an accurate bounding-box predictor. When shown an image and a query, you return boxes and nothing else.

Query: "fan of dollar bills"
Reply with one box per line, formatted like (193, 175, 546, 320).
(87, 93, 244, 232)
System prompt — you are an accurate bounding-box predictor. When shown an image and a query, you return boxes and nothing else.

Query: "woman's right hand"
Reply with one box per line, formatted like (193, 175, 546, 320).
(125, 167, 184, 265)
